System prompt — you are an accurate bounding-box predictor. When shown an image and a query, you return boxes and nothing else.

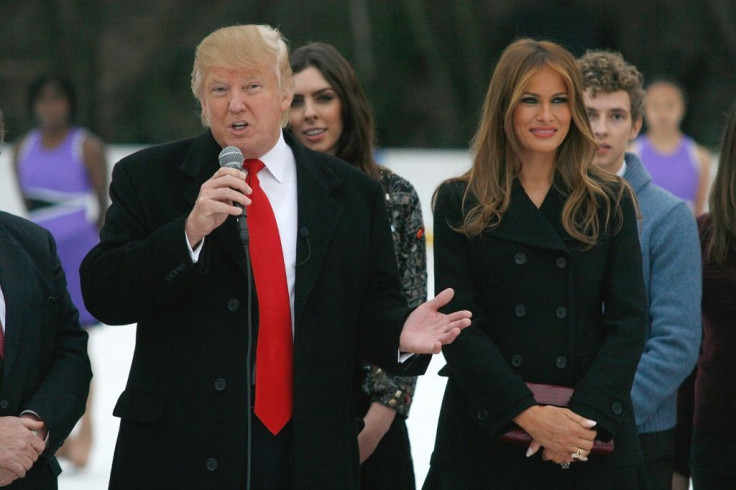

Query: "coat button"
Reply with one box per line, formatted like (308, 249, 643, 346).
(555, 356, 568, 369)
(511, 354, 523, 367)
(514, 253, 527, 265)
(477, 408, 489, 421)
(556, 306, 567, 319)
(611, 402, 623, 415)
(227, 298, 240, 312)
(514, 305, 527, 317)
(0, 399, 8, 409)
(556, 257, 567, 269)
(214, 378, 227, 391)
(205, 458, 218, 471)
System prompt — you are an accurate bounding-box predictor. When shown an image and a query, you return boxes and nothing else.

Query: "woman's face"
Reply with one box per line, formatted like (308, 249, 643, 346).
(512, 66, 571, 164)
(34, 83, 71, 131)
(290, 66, 343, 156)
(644, 82, 684, 133)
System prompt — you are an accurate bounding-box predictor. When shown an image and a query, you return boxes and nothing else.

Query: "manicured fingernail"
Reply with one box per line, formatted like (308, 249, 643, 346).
(526, 447, 534, 457)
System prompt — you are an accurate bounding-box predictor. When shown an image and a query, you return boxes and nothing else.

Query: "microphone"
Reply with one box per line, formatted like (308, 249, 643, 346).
(218, 146, 249, 244)
(296, 227, 311, 267)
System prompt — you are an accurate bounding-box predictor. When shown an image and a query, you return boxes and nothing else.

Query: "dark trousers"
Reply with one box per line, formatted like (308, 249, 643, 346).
(638, 429, 674, 490)
(691, 427, 736, 489)
(241, 411, 293, 490)
(360, 415, 415, 489)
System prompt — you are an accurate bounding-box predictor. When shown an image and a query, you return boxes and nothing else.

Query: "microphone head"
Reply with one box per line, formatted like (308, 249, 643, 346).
(218, 145, 244, 169)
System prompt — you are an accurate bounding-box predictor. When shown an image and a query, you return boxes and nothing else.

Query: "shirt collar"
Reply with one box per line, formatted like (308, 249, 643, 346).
(615, 160, 627, 177)
(257, 130, 290, 183)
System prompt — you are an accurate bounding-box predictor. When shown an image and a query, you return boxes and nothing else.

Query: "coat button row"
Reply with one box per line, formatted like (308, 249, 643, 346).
(513, 305, 567, 318)
(511, 354, 523, 367)
(0, 400, 8, 409)
(214, 378, 227, 391)
(611, 402, 623, 415)
(555, 356, 568, 369)
(205, 458, 218, 471)
(227, 299, 240, 312)
(477, 408, 489, 421)
(512, 253, 567, 269)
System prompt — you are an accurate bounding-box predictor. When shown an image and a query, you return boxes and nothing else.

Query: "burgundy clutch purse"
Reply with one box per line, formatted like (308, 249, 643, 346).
(500, 382, 614, 455)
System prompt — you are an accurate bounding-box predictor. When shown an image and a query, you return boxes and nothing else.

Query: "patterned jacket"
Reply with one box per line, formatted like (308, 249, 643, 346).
(360, 167, 427, 416)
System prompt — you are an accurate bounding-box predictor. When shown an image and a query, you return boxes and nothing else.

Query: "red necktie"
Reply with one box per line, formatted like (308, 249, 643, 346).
(244, 158, 293, 435)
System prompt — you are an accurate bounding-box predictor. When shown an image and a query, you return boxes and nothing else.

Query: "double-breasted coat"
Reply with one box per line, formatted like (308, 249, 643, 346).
(80, 130, 430, 489)
(425, 177, 647, 488)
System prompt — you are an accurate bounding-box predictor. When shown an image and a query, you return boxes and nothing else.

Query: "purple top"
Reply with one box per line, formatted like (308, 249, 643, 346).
(17, 127, 100, 326)
(634, 135, 699, 209)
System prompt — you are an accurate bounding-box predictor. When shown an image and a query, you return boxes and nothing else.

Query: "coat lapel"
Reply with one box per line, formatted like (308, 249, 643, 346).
(289, 137, 343, 322)
(484, 179, 571, 252)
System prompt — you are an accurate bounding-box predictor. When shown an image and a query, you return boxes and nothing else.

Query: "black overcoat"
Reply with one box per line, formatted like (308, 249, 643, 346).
(426, 177, 647, 487)
(80, 130, 429, 489)
(0, 212, 91, 489)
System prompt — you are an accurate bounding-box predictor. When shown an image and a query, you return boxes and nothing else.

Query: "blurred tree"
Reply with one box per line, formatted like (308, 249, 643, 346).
(0, 0, 733, 148)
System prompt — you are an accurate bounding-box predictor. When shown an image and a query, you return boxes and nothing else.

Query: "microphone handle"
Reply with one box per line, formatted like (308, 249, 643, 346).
(236, 206, 249, 244)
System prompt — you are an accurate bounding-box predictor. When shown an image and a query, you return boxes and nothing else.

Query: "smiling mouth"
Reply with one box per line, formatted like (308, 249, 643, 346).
(304, 128, 326, 136)
(232, 122, 248, 130)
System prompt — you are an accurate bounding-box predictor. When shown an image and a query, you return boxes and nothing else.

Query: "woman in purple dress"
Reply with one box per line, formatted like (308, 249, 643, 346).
(12, 75, 107, 469)
(631, 78, 711, 214)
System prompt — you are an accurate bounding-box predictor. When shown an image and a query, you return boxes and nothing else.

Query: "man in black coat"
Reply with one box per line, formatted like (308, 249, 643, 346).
(0, 108, 92, 489)
(80, 25, 470, 489)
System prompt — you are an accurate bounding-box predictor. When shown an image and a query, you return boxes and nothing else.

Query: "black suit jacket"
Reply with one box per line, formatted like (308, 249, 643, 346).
(426, 178, 647, 485)
(80, 130, 430, 489)
(0, 212, 91, 489)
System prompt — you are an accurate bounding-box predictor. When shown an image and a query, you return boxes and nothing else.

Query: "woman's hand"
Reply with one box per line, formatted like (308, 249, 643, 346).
(513, 405, 596, 464)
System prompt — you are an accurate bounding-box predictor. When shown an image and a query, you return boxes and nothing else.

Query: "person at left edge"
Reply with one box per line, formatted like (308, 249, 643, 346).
(79, 24, 471, 489)
(0, 108, 92, 489)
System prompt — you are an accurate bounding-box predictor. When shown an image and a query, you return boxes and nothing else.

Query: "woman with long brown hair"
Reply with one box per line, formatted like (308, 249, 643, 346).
(424, 39, 648, 488)
(686, 101, 736, 489)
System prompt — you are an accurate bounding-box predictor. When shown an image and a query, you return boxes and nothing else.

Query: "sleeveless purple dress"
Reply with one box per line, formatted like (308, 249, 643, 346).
(17, 127, 100, 327)
(633, 135, 699, 210)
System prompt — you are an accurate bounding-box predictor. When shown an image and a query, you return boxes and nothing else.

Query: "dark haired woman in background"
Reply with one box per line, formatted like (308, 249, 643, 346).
(13, 75, 107, 469)
(685, 102, 736, 489)
(290, 42, 426, 489)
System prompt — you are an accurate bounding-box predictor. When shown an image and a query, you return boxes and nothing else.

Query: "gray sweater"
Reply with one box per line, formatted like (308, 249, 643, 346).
(623, 153, 702, 434)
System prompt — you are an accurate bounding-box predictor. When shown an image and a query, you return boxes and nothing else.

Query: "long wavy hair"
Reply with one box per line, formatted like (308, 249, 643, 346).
(448, 38, 628, 247)
(705, 101, 736, 264)
(290, 42, 379, 180)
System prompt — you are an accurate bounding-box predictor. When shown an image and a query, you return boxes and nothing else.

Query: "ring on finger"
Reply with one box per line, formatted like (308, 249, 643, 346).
(571, 448, 587, 462)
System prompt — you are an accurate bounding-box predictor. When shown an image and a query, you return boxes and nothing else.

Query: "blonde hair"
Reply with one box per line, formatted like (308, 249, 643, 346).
(191, 24, 293, 126)
(447, 38, 629, 247)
